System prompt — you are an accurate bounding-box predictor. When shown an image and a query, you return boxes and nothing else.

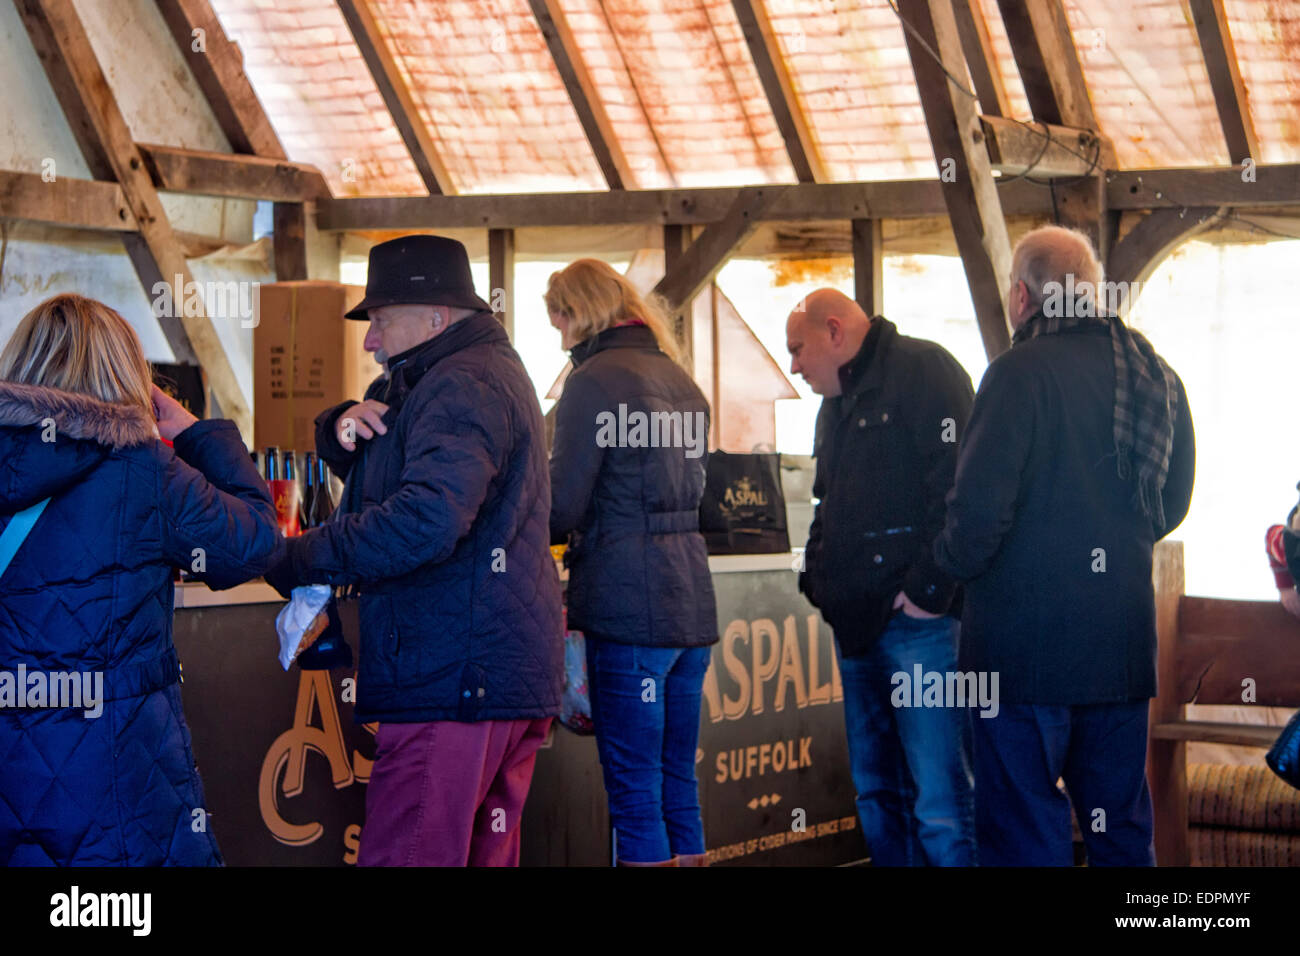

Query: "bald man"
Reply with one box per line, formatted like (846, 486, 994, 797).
(787, 289, 976, 866)
(935, 226, 1195, 865)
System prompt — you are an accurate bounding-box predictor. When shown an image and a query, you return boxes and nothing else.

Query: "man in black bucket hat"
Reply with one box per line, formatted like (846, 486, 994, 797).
(266, 235, 563, 866)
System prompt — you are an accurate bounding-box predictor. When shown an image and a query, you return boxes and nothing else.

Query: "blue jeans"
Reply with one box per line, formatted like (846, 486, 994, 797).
(837, 613, 976, 866)
(970, 700, 1155, 866)
(585, 638, 712, 863)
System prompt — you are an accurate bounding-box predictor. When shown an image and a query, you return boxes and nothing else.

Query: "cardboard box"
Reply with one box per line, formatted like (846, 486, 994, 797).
(253, 282, 379, 453)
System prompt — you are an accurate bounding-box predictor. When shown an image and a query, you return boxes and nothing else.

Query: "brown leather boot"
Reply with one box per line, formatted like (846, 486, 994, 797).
(617, 857, 679, 866)
(677, 853, 709, 867)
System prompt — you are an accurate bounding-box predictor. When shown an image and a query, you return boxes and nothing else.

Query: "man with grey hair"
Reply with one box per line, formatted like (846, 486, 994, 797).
(935, 225, 1196, 866)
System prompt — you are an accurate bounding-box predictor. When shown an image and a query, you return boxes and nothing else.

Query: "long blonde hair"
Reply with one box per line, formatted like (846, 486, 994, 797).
(0, 293, 154, 415)
(544, 258, 683, 364)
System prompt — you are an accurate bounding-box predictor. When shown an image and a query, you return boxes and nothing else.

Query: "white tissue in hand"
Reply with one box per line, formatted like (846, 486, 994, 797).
(275, 584, 332, 671)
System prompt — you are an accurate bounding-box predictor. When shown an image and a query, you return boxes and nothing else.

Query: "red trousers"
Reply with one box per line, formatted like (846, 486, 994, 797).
(357, 717, 552, 866)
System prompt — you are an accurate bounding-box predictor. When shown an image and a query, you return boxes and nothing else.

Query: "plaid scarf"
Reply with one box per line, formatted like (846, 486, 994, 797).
(1012, 309, 1179, 527)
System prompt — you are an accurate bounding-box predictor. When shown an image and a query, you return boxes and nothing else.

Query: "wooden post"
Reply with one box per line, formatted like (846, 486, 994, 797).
(898, 0, 1012, 359)
(663, 222, 693, 372)
(1148, 540, 1189, 866)
(851, 218, 884, 317)
(488, 227, 515, 339)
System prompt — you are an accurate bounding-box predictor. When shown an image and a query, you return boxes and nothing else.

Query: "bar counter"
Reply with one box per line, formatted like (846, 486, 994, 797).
(171, 551, 864, 866)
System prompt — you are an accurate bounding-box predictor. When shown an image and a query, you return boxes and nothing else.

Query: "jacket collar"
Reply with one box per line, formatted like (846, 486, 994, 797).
(835, 316, 894, 411)
(0, 380, 156, 447)
(384, 310, 505, 400)
(569, 323, 658, 367)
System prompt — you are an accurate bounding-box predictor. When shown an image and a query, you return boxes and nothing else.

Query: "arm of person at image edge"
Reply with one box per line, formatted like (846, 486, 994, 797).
(152, 385, 283, 589)
(1267, 485, 1300, 619)
(933, 350, 1196, 583)
(894, 347, 974, 618)
(548, 368, 607, 546)
(265, 371, 504, 596)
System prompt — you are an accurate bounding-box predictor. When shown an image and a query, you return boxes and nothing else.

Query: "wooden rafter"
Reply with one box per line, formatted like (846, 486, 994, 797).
(954, 0, 1010, 118)
(1188, 0, 1259, 165)
(528, 0, 631, 190)
(0, 169, 136, 231)
(13, 0, 260, 435)
(1108, 165, 1300, 209)
(899, 0, 1012, 358)
(996, 0, 1098, 131)
(154, 0, 283, 156)
(730, 0, 826, 183)
(995, 0, 1116, 258)
(336, 0, 453, 196)
(155, 0, 309, 283)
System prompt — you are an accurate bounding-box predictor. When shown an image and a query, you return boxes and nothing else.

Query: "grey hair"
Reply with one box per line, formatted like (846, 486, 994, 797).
(1010, 225, 1103, 311)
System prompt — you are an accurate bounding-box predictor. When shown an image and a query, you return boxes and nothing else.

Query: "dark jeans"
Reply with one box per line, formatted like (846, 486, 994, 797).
(837, 613, 976, 866)
(585, 637, 712, 863)
(970, 699, 1155, 866)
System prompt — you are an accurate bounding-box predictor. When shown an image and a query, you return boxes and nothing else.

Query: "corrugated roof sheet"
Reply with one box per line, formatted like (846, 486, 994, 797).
(208, 0, 1300, 197)
(558, 0, 794, 187)
(211, 0, 427, 197)
(369, 0, 607, 193)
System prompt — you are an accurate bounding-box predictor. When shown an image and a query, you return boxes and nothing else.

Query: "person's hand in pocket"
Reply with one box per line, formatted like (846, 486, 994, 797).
(894, 589, 942, 619)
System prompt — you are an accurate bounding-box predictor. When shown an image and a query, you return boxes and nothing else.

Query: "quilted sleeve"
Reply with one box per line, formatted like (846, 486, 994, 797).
(160, 419, 283, 589)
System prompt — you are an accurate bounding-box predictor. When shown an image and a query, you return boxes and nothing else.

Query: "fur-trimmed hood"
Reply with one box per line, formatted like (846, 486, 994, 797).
(0, 380, 157, 512)
(0, 380, 156, 448)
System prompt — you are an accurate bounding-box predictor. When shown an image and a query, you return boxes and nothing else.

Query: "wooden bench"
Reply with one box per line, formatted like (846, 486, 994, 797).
(1147, 540, 1300, 865)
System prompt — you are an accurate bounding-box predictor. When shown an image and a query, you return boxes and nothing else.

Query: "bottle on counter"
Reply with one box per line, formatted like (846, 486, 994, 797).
(301, 451, 317, 530)
(265, 446, 301, 537)
(310, 454, 336, 527)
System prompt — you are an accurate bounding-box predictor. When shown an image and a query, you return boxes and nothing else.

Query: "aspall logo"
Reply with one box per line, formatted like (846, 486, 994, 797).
(722, 476, 768, 515)
(259, 670, 374, 857)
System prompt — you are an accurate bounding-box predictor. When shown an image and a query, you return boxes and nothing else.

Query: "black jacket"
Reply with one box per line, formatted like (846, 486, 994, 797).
(282, 311, 563, 723)
(934, 319, 1195, 705)
(799, 317, 975, 658)
(550, 324, 718, 647)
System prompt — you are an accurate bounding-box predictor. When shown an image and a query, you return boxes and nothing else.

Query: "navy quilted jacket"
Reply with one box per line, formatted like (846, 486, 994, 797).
(283, 311, 563, 723)
(549, 324, 719, 648)
(0, 381, 281, 866)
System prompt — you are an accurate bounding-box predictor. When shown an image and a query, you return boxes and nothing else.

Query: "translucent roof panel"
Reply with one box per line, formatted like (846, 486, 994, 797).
(211, 0, 426, 197)
(369, 0, 607, 194)
(557, 0, 795, 188)
(1224, 0, 1300, 164)
(1061, 0, 1227, 168)
(971, 0, 1032, 119)
(761, 0, 935, 182)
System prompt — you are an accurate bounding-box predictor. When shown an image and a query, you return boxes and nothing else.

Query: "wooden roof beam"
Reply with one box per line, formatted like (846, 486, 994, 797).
(154, 0, 284, 157)
(730, 0, 827, 183)
(899, 0, 1012, 358)
(528, 0, 632, 190)
(653, 186, 787, 314)
(1189, 0, 1260, 166)
(0, 168, 137, 231)
(137, 144, 330, 202)
(14, 0, 254, 435)
(954, 0, 1010, 118)
(336, 0, 454, 196)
